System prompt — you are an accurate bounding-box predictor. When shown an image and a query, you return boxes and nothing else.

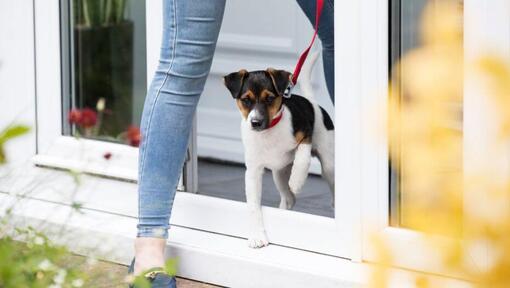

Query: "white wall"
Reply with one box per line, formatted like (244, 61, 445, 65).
(0, 0, 37, 165)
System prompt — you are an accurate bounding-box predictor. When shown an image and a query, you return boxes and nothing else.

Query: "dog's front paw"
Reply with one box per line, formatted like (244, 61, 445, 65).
(288, 175, 306, 195)
(248, 232, 269, 248)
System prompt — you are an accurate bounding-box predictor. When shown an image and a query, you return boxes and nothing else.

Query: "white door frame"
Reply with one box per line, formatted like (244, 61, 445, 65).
(32, 0, 356, 259)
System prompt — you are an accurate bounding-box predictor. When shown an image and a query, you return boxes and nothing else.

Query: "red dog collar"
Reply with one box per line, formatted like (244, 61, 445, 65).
(269, 108, 283, 128)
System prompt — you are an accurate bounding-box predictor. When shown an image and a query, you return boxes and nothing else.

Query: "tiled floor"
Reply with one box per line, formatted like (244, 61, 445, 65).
(197, 159, 334, 218)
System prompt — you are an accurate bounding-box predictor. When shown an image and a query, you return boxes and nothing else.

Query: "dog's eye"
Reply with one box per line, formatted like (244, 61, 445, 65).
(241, 98, 252, 107)
(266, 96, 276, 104)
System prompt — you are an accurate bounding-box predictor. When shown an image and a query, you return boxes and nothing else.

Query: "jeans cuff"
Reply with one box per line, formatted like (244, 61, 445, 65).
(137, 226, 169, 239)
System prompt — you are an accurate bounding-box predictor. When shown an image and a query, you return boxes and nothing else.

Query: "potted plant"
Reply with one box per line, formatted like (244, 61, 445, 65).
(73, 0, 133, 137)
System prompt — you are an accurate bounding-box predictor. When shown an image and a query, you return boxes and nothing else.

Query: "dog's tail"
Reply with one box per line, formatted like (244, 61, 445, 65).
(297, 50, 320, 102)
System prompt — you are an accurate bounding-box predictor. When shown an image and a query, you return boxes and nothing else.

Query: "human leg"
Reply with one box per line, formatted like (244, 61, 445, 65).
(135, 0, 226, 274)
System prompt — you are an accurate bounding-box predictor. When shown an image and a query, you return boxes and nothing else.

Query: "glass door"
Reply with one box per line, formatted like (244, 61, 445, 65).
(145, 0, 348, 257)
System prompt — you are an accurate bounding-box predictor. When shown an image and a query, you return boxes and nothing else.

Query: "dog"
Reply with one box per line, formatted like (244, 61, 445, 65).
(223, 52, 334, 248)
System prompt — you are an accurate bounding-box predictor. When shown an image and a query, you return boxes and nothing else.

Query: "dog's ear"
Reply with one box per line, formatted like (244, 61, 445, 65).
(266, 68, 291, 96)
(223, 69, 248, 99)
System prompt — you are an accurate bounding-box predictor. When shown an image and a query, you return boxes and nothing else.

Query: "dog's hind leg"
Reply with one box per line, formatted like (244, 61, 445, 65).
(317, 147, 335, 207)
(272, 164, 295, 210)
(289, 143, 312, 195)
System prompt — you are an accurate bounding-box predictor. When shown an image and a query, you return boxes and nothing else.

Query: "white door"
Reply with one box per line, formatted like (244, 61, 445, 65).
(194, 1, 334, 166)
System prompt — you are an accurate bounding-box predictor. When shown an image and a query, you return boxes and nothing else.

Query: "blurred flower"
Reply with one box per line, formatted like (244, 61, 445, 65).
(53, 269, 67, 284)
(372, 1, 510, 287)
(68, 109, 82, 125)
(34, 236, 45, 245)
(38, 259, 55, 271)
(72, 278, 84, 287)
(103, 152, 112, 160)
(96, 97, 106, 112)
(79, 108, 97, 128)
(126, 125, 141, 147)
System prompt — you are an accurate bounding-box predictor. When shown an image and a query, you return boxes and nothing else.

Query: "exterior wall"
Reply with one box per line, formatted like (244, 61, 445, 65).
(0, 0, 37, 165)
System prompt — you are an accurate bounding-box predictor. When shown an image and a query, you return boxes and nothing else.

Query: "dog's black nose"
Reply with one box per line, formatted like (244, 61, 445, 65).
(251, 119, 262, 128)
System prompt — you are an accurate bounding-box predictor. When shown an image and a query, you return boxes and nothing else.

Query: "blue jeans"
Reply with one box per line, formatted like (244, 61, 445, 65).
(296, 0, 335, 103)
(137, 0, 334, 239)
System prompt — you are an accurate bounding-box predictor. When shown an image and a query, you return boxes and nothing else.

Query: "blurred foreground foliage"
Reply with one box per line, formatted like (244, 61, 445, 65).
(0, 125, 88, 287)
(0, 226, 87, 288)
(0, 125, 30, 164)
(372, 1, 510, 287)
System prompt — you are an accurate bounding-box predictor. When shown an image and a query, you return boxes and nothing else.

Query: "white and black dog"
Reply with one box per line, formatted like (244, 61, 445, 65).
(223, 53, 334, 248)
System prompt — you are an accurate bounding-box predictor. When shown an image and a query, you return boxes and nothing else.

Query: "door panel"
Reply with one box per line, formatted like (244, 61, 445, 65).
(197, 0, 334, 170)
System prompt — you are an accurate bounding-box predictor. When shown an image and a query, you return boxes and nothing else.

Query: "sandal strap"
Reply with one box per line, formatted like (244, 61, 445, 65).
(143, 268, 168, 280)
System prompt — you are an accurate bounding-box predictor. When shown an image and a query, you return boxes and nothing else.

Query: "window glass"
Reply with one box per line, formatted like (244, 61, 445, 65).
(63, 0, 147, 143)
(389, 0, 464, 232)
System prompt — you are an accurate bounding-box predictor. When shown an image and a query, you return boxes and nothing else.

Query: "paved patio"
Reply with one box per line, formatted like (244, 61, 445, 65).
(75, 255, 220, 287)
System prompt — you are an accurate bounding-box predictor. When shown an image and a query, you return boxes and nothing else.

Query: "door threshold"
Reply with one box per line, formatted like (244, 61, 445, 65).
(0, 192, 469, 288)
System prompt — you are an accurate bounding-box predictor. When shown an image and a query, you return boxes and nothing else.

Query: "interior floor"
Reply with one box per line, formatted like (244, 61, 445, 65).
(197, 159, 334, 218)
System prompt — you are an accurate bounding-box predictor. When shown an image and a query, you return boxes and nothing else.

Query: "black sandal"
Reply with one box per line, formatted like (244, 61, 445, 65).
(128, 258, 176, 288)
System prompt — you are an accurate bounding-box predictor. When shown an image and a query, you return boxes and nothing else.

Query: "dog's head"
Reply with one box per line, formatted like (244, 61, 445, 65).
(223, 68, 291, 131)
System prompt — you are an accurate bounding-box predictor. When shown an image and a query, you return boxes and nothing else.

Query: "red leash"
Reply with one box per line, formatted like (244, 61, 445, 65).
(272, 0, 325, 128)
(285, 0, 324, 97)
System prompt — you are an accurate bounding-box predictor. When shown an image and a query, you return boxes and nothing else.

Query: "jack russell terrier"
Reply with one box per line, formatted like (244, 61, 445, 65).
(223, 53, 334, 248)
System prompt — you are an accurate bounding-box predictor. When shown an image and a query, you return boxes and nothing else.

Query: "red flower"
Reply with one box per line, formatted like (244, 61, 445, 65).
(79, 108, 97, 128)
(68, 109, 82, 125)
(126, 126, 141, 147)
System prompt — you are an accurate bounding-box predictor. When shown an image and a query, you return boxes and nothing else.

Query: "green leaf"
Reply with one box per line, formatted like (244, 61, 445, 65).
(0, 125, 30, 144)
(0, 147, 5, 164)
(68, 169, 82, 185)
(164, 258, 178, 276)
(132, 275, 151, 288)
(71, 202, 84, 213)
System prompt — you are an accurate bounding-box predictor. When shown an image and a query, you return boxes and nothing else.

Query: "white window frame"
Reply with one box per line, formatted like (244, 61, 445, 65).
(31, 0, 510, 278)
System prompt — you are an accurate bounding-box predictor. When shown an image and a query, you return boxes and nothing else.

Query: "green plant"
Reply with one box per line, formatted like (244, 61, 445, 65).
(0, 227, 88, 288)
(0, 125, 30, 164)
(74, 0, 128, 28)
(68, 97, 141, 146)
(0, 124, 91, 287)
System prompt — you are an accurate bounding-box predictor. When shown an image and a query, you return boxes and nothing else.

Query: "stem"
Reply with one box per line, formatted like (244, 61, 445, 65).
(117, 0, 126, 23)
(82, 0, 91, 27)
(93, 110, 103, 136)
(99, 0, 104, 25)
(105, 0, 112, 24)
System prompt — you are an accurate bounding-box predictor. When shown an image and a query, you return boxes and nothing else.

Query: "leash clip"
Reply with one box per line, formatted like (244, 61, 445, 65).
(283, 80, 294, 98)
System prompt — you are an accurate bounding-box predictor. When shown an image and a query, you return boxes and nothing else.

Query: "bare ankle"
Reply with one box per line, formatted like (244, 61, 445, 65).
(134, 237, 166, 275)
